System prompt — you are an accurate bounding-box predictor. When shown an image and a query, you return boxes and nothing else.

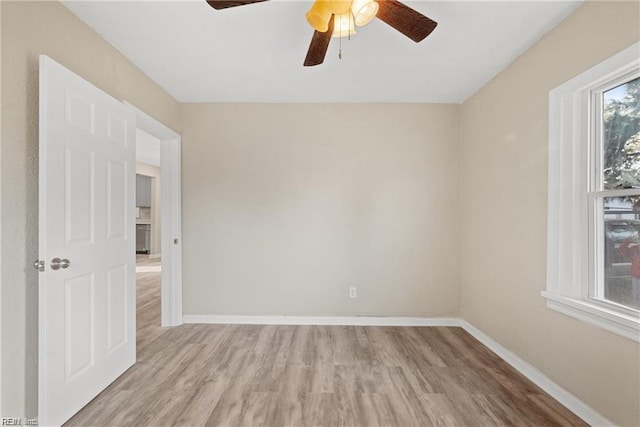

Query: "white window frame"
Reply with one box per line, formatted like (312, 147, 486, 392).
(544, 41, 640, 342)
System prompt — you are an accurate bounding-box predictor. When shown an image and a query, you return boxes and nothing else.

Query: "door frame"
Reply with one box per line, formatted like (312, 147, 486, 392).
(126, 102, 183, 327)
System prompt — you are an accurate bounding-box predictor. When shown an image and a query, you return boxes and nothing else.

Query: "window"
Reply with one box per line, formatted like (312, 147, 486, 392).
(593, 78, 640, 312)
(545, 42, 640, 342)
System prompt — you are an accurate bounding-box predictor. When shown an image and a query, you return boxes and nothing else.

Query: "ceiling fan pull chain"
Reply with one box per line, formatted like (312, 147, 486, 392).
(338, 16, 343, 60)
(338, 11, 353, 60)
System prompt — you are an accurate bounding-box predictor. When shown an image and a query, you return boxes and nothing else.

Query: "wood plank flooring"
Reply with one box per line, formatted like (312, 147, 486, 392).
(65, 257, 587, 426)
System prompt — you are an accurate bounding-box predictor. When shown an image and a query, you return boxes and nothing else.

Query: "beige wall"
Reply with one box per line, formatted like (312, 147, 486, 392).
(136, 162, 162, 256)
(460, 1, 640, 425)
(0, 1, 180, 417)
(181, 103, 461, 317)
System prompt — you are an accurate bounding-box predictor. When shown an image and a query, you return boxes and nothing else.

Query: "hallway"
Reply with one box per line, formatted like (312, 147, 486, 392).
(135, 255, 163, 352)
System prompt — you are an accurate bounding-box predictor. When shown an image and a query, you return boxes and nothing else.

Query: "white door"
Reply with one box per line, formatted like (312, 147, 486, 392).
(38, 56, 136, 426)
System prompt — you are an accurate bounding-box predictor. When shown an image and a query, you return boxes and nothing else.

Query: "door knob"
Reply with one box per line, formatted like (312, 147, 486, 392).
(51, 258, 71, 270)
(33, 260, 45, 272)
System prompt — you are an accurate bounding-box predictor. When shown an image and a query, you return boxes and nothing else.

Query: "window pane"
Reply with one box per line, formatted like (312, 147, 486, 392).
(603, 196, 640, 310)
(603, 77, 640, 190)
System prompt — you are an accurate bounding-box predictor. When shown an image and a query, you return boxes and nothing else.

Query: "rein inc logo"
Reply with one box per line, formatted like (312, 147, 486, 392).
(1, 419, 37, 426)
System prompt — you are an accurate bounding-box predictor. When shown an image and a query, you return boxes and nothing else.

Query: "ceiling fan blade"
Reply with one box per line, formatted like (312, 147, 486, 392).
(375, 0, 437, 43)
(206, 0, 269, 10)
(303, 15, 335, 67)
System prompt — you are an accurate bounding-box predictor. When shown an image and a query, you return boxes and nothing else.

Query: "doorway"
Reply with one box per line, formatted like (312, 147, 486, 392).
(135, 129, 163, 342)
(128, 103, 183, 328)
(38, 56, 183, 425)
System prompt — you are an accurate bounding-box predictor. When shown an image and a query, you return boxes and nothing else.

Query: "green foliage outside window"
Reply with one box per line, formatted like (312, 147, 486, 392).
(603, 77, 640, 190)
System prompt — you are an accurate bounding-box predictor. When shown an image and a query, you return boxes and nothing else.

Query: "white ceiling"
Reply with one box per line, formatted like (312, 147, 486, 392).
(62, 0, 583, 103)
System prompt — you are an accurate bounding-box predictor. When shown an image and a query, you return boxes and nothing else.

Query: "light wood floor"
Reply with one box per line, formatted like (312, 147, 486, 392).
(65, 258, 587, 426)
(135, 255, 164, 351)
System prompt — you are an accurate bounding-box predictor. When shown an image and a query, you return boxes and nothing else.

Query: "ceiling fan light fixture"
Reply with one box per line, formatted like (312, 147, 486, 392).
(351, 0, 378, 26)
(332, 12, 356, 38)
(204, 0, 439, 67)
(306, 1, 332, 32)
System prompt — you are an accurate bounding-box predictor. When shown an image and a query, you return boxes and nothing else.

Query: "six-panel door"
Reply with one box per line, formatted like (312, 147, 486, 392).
(39, 55, 136, 426)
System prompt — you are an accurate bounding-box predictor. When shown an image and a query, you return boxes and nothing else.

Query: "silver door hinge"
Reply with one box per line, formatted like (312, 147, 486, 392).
(33, 260, 45, 272)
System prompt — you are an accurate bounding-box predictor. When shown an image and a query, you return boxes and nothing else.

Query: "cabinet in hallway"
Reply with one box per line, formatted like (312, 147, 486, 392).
(136, 174, 152, 207)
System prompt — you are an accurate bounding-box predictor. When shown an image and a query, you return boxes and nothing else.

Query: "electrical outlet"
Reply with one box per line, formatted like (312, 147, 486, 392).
(349, 287, 357, 299)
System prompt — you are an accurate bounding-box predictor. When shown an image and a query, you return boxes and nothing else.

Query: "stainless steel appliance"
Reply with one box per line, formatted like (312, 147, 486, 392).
(136, 224, 151, 254)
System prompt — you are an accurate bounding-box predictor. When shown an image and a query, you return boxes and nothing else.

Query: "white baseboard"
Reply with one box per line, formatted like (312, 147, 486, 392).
(460, 321, 614, 427)
(182, 314, 462, 327)
(181, 314, 612, 426)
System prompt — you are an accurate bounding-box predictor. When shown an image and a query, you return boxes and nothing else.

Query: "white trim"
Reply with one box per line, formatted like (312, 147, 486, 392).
(545, 41, 640, 340)
(542, 292, 640, 342)
(460, 321, 614, 427)
(183, 315, 462, 327)
(125, 102, 183, 327)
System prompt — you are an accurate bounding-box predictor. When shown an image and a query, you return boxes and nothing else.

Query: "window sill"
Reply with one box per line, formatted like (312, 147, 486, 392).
(541, 291, 640, 342)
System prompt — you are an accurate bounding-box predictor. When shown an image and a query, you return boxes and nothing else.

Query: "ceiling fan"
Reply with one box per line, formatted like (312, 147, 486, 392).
(205, 0, 438, 66)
